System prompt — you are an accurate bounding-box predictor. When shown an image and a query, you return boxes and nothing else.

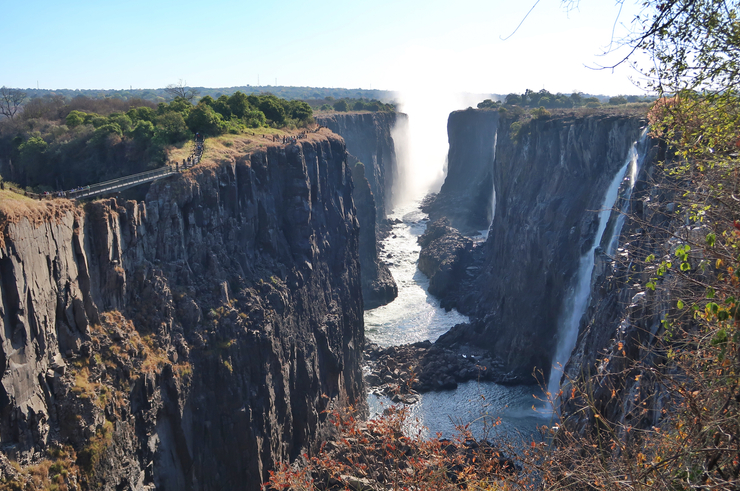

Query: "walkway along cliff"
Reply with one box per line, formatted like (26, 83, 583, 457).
(0, 132, 363, 490)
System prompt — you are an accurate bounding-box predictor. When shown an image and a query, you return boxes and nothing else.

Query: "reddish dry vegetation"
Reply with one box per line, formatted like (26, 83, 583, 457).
(268, 405, 528, 491)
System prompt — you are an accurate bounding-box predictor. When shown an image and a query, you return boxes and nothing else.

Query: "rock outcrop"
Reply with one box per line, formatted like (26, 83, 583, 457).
(424, 108, 499, 234)
(0, 134, 363, 490)
(316, 112, 404, 309)
(430, 110, 647, 383)
(417, 218, 474, 301)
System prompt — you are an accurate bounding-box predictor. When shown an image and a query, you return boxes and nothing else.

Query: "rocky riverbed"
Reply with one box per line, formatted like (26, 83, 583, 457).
(363, 341, 524, 405)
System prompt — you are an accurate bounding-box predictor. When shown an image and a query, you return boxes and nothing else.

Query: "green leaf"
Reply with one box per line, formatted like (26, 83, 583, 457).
(677, 300, 685, 309)
(680, 262, 691, 272)
(711, 328, 728, 345)
(705, 233, 716, 247)
(706, 287, 715, 299)
(646, 281, 656, 291)
(645, 254, 655, 263)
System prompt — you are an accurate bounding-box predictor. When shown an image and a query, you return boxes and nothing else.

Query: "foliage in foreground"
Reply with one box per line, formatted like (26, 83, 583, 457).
(267, 405, 527, 491)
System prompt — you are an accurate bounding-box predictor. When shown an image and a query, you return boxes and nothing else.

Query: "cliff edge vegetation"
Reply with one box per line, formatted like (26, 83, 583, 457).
(0, 90, 313, 193)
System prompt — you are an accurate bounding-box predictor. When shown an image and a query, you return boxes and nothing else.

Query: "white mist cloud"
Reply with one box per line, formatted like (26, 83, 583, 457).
(389, 45, 490, 206)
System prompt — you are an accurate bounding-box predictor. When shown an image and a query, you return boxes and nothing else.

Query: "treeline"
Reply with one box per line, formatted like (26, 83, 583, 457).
(478, 88, 654, 110)
(0, 91, 312, 191)
(17, 86, 395, 105)
(308, 97, 396, 113)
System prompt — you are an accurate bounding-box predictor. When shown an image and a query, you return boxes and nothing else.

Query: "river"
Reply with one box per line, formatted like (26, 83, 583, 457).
(364, 201, 552, 441)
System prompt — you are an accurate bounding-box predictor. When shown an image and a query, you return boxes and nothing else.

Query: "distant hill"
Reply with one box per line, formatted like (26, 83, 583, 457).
(18, 86, 398, 104)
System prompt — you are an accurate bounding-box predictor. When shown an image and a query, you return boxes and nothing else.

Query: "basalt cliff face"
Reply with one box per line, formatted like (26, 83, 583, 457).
(316, 112, 403, 309)
(424, 108, 499, 234)
(431, 110, 647, 383)
(0, 134, 363, 490)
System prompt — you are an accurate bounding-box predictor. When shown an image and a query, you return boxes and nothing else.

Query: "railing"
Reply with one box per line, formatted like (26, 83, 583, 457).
(66, 166, 179, 199)
(57, 137, 206, 200)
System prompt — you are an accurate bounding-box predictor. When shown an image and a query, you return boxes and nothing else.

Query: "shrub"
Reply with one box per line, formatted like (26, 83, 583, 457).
(186, 103, 226, 136)
(65, 110, 87, 128)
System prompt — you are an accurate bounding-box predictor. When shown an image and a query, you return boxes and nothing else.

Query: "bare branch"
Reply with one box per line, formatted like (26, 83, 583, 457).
(0, 86, 27, 120)
(164, 79, 199, 102)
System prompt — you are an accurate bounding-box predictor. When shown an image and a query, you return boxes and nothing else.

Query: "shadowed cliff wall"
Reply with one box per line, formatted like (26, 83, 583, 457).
(0, 134, 363, 490)
(316, 112, 403, 309)
(434, 111, 646, 383)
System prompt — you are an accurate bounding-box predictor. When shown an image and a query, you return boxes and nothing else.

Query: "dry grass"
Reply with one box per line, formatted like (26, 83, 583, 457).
(0, 191, 77, 249)
(0, 445, 81, 491)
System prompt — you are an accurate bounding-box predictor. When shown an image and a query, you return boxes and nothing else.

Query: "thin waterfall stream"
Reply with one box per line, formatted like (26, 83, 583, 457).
(547, 128, 649, 400)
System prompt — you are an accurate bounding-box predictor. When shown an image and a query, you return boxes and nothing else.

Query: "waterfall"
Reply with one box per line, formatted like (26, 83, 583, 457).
(546, 142, 641, 401)
(489, 132, 498, 227)
(607, 128, 650, 256)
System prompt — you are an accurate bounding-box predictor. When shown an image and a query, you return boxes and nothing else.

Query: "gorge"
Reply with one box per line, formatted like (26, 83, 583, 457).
(0, 104, 675, 489)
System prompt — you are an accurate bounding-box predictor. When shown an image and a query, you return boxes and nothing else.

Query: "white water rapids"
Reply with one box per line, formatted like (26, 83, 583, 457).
(365, 201, 548, 439)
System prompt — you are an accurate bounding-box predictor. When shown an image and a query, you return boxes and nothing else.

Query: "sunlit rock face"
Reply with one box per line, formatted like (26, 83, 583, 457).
(316, 112, 404, 309)
(0, 134, 363, 490)
(430, 110, 645, 383)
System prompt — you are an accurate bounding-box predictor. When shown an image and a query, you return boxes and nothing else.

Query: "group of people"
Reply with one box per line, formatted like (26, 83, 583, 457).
(261, 131, 316, 144)
(174, 135, 205, 172)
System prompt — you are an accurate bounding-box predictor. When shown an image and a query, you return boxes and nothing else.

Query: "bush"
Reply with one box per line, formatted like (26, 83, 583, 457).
(155, 112, 190, 144)
(333, 100, 349, 112)
(258, 97, 286, 125)
(65, 110, 87, 128)
(186, 103, 225, 136)
(530, 106, 551, 119)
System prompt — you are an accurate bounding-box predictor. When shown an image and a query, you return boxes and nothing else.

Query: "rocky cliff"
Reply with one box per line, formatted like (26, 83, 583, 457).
(316, 112, 403, 309)
(424, 108, 499, 233)
(558, 138, 672, 428)
(0, 134, 363, 490)
(432, 110, 647, 383)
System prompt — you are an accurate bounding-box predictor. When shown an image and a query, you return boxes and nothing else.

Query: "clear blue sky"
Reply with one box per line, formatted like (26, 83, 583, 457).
(3, 0, 649, 96)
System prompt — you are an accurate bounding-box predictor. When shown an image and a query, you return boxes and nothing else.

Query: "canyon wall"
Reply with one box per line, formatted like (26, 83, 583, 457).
(0, 134, 363, 489)
(425, 108, 499, 233)
(431, 110, 647, 383)
(316, 112, 403, 309)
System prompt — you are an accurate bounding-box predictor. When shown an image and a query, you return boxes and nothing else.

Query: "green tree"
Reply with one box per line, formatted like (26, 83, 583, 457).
(242, 109, 266, 128)
(65, 110, 87, 128)
(477, 99, 499, 109)
(287, 100, 312, 121)
(126, 106, 155, 124)
(333, 100, 349, 112)
(186, 103, 225, 135)
(18, 136, 48, 184)
(131, 120, 155, 143)
(504, 93, 521, 105)
(258, 96, 286, 124)
(107, 113, 133, 133)
(212, 95, 232, 119)
(155, 112, 190, 143)
(228, 91, 251, 119)
(158, 96, 192, 117)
